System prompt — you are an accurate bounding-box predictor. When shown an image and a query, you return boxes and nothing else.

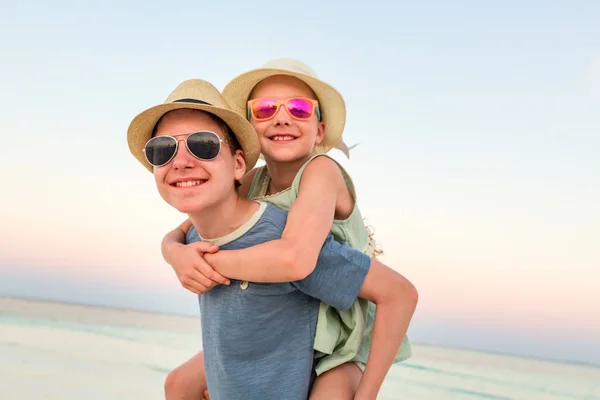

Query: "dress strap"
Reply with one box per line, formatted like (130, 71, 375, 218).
(247, 166, 270, 199)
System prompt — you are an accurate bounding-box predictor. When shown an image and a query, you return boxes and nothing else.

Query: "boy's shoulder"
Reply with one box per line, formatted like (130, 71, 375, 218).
(186, 202, 289, 247)
(234, 203, 288, 247)
(258, 201, 288, 228)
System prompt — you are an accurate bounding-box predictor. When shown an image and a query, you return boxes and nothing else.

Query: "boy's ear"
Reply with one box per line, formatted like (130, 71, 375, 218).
(234, 149, 247, 180)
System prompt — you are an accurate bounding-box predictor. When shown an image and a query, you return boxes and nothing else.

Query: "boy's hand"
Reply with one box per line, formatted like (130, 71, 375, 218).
(168, 242, 230, 294)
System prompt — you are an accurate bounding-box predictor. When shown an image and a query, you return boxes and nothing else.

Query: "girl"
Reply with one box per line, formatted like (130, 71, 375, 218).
(162, 59, 415, 399)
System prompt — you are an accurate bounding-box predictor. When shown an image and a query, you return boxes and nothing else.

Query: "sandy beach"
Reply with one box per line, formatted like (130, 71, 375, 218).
(0, 296, 200, 333)
(1, 296, 599, 399)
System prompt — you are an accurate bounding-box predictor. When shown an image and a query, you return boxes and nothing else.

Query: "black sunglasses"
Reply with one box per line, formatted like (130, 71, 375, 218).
(143, 131, 228, 167)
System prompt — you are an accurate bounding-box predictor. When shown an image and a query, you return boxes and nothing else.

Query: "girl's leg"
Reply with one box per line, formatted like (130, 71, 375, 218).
(164, 351, 209, 400)
(308, 362, 363, 400)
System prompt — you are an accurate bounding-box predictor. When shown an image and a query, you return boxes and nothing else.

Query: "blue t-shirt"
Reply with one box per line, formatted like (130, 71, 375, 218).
(186, 202, 371, 400)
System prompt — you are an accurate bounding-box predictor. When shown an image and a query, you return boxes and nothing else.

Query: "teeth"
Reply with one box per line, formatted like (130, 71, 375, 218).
(272, 135, 295, 141)
(175, 180, 203, 187)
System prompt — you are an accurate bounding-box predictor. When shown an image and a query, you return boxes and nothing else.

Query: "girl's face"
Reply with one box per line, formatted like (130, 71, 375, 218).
(248, 75, 325, 164)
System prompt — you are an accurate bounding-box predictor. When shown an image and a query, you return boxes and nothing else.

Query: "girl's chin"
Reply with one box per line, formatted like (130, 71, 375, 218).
(262, 148, 314, 163)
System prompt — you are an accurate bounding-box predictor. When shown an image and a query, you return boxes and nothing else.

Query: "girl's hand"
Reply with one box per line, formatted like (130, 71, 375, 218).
(168, 242, 230, 294)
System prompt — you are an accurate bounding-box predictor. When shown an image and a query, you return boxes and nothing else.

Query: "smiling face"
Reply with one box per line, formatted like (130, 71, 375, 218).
(249, 75, 325, 164)
(152, 108, 246, 214)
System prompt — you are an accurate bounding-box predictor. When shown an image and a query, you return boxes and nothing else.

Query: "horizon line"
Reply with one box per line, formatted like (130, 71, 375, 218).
(2, 293, 599, 369)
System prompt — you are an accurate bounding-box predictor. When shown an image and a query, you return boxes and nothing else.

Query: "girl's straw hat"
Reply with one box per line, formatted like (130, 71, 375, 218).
(223, 58, 348, 155)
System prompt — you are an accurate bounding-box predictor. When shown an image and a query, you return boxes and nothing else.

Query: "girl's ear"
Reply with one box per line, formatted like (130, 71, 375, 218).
(314, 122, 326, 145)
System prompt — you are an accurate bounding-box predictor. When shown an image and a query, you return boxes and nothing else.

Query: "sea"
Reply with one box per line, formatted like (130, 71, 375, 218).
(1, 297, 598, 400)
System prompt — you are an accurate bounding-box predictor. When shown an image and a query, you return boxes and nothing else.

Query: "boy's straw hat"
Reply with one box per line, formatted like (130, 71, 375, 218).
(127, 79, 260, 172)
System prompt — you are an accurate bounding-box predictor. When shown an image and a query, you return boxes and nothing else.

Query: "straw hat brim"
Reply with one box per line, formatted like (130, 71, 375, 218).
(127, 102, 261, 173)
(222, 68, 346, 154)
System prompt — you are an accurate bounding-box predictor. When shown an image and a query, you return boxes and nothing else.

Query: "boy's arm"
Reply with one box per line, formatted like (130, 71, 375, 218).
(290, 237, 417, 400)
(204, 157, 345, 282)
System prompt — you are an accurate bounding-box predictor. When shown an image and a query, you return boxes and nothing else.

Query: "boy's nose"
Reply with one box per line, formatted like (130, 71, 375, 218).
(171, 140, 195, 170)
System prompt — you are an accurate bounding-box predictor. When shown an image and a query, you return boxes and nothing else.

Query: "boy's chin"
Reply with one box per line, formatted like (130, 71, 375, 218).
(170, 201, 205, 215)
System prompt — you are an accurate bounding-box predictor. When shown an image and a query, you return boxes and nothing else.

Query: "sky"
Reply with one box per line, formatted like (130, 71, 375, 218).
(1, 1, 599, 365)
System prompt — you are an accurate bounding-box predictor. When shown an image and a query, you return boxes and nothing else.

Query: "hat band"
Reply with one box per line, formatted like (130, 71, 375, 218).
(173, 98, 212, 105)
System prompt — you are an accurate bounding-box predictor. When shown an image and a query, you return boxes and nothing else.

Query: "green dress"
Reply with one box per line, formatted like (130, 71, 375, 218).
(247, 154, 412, 375)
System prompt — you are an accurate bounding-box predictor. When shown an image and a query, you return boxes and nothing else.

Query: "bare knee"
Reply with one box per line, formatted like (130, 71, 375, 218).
(164, 352, 206, 400)
(164, 366, 186, 399)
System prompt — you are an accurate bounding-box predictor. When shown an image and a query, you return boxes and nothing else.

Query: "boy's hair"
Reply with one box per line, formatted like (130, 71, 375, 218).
(210, 114, 242, 189)
(152, 110, 243, 189)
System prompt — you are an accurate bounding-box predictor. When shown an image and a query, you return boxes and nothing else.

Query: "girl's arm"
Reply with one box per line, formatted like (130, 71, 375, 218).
(290, 245, 418, 399)
(354, 260, 418, 399)
(161, 219, 230, 293)
(204, 156, 347, 282)
(161, 218, 192, 265)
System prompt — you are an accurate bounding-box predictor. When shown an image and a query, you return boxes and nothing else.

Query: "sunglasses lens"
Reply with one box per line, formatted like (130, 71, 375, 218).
(287, 98, 314, 119)
(252, 98, 279, 120)
(187, 131, 221, 160)
(145, 136, 177, 166)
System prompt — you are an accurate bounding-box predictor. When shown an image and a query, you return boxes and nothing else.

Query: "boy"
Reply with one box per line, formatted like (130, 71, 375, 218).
(127, 79, 417, 400)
